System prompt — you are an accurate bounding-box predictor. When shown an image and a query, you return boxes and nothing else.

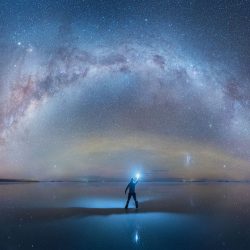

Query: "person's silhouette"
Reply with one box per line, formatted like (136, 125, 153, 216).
(125, 177, 139, 209)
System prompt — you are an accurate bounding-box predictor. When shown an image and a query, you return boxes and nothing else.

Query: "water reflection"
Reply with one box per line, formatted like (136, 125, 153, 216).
(134, 230, 139, 243)
(1, 182, 250, 249)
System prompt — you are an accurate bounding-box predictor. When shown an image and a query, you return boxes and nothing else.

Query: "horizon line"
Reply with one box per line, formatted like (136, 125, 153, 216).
(1, 178, 250, 183)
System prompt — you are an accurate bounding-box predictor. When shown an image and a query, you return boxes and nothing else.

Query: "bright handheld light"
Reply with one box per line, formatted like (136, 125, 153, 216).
(136, 173, 140, 179)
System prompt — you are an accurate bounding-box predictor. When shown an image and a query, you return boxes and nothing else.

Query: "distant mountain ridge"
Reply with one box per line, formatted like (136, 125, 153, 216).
(0, 178, 38, 182)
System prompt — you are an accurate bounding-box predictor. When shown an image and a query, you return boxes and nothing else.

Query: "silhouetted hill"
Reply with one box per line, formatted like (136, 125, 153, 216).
(0, 179, 38, 182)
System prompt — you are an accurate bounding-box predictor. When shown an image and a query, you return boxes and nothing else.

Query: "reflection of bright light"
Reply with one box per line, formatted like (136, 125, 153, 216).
(70, 198, 124, 208)
(69, 196, 154, 208)
(135, 231, 139, 243)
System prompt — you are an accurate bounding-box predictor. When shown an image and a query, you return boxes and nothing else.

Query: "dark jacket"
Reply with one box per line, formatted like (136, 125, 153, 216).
(125, 180, 138, 194)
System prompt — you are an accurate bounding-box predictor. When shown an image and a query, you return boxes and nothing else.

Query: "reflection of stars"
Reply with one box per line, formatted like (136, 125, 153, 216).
(189, 197, 195, 207)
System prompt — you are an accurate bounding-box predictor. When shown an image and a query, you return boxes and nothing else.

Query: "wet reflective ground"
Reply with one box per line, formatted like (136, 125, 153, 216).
(1, 182, 250, 249)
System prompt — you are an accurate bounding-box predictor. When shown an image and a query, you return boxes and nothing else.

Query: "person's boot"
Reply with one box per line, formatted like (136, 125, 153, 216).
(135, 201, 138, 209)
(125, 202, 128, 209)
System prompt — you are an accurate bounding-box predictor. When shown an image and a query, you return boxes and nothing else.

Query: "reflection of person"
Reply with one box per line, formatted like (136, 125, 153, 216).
(125, 178, 139, 209)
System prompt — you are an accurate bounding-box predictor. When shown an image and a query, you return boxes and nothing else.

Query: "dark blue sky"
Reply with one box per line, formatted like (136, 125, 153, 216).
(0, 0, 250, 180)
(1, 0, 249, 72)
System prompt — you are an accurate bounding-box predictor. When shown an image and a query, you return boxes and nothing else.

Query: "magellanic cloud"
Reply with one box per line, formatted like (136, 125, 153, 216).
(63, 133, 250, 180)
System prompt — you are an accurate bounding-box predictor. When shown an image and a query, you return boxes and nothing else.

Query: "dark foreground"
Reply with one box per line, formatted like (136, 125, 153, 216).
(1, 182, 250, 250)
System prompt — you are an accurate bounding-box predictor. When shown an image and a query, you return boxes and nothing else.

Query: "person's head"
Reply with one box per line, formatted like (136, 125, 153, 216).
(130, 178, 134, 182)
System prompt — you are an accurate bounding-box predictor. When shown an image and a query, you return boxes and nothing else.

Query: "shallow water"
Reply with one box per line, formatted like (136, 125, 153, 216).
(1, 182, 250, 249)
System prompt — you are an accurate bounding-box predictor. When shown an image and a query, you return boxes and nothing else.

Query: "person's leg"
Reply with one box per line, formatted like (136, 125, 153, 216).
(132, 193, 138, 208)
(125, 193, 132, 209)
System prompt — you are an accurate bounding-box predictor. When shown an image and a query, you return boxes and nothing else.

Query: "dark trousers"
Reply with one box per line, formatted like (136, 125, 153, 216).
(125, 192, 138, 208)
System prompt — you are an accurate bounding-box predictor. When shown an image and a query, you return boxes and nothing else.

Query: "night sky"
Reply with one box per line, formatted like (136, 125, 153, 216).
(0, 0, 250, 180)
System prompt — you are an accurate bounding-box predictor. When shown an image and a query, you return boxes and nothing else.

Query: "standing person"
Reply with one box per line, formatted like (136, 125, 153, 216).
(125, 177, 139, 209)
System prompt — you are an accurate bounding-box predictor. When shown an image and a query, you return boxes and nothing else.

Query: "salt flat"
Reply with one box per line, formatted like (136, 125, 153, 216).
(1, 182, 250, 250)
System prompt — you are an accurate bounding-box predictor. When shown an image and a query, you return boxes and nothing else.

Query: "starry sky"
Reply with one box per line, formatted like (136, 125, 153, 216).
(0, 0, 250, 180)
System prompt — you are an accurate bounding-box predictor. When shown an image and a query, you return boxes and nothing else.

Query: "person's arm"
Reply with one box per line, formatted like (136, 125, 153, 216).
(125, 183, 129, 194)
(135, 180, 139, 185)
